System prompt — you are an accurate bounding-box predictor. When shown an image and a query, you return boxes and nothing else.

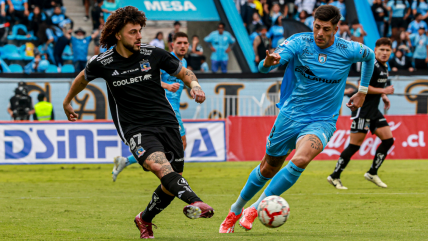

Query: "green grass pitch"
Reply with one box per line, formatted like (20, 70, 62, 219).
(1, 160, 427, 240)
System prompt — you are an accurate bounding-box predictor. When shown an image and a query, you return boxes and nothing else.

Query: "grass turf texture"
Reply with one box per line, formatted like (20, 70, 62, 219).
(0, 160, 427, 240)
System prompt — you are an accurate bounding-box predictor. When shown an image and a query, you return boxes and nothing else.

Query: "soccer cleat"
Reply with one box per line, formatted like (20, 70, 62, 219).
(112, 156, 128, 182)
(239, 207, 258, 231)
(327, 176, 348, 189)
(183, 201, 214, 219)
(134, 212, 157, 239)
(219, 209, 243, 233)
(364, 173, 387, 188)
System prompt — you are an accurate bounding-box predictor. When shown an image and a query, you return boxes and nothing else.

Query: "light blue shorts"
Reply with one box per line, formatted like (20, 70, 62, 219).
(175, 110, 186, 137)
(266, 113, 336, 157)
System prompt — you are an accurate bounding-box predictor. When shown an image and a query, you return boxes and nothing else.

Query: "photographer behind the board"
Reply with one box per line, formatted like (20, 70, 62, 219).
(7, 84, 34, 121)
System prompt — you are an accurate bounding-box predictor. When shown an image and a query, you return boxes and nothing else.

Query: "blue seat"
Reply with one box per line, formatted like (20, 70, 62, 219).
(9, 64, 23, 73)
(0, 58, 11, 73)
(0, 44, 23, 61)
(7, 24, 36, 41)
(61, 64, 75, 73)
(45, 64, 59, 73)
(62, 45, 73, 61)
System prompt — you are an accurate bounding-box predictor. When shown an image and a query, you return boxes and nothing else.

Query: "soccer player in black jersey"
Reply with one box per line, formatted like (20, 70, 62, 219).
(62, 6, 214, 239)
(327, 38, 395, 189)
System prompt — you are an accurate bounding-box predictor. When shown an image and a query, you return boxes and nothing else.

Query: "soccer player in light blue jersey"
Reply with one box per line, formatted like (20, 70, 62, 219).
(220, 5, 375, 233)
(111, 32, 190, 182)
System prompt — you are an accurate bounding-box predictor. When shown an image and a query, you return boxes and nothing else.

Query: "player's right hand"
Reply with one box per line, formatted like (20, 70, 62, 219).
(167, 83, 180, 93)
(190, 86, 206, 104)
(263, 50, 281, 67)
(63, 103, 79, 122)
(383, 85, 394, 95)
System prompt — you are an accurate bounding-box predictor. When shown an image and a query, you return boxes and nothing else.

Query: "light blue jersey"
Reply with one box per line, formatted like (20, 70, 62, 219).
(261, 32, 375, 123)
(161, 52, 187, 136)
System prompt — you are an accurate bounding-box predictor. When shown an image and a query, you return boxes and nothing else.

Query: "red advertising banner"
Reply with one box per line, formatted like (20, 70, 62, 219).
(227, 115, 428, 161)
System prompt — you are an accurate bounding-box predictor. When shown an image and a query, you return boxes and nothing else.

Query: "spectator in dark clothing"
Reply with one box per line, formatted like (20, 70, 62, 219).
(241, 0, 257, 27)
(49, 19, 73, 67)
(253, 25, 270, 65)
(91, 0, 104, 30)
(372, 0, 388, 37)
(389, 49, 414, 72)
(7, 0, 30, 25)
(27, 6, 48, 44)
(247, 12, 264, 34)
(49, 4, 68, 27)
(42, 0, 63, 16)
(167, 21, 181, 51)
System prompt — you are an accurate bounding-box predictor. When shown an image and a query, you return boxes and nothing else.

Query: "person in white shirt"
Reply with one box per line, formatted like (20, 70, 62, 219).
(149, 32, 165, 49)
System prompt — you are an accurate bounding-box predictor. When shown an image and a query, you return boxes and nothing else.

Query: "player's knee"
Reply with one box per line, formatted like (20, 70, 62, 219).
(290, 156, 311, 169)
(382, 138, 394, 149)
(260, 162, 279, 178)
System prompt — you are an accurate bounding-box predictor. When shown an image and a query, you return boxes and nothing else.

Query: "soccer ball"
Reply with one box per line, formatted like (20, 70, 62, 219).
(257, 195, 290, 228)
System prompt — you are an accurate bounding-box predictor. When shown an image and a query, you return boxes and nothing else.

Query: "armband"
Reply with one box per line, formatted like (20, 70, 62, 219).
(190, 81, 201, 89)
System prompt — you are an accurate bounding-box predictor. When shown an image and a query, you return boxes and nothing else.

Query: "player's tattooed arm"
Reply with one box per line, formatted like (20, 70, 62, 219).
(175, 67, 206, 104)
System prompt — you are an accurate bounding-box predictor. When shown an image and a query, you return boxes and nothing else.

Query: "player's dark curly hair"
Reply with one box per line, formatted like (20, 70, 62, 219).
(314, 5, 341, 26)
(100, 6, 147, 49)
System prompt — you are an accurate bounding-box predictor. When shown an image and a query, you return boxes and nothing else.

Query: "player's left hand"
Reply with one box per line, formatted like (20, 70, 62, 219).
(190, 86, 206, 104)
(346, 92, 366, 112)
(382, 95, 391, 110)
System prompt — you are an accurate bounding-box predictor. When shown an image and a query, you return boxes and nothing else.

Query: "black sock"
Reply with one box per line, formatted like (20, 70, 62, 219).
(141, 185, 175, 223)
(368, 138, 394, 175)
(160, 172, 202, 204)
(330, 144, 360, 179)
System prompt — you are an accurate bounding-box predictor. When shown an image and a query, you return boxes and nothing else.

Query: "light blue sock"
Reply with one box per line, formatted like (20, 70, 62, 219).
(230, 164, 271, 215)
(127, 155, 138, 166)
(264, 161, 305, 197)
(250, 191, 267, 210)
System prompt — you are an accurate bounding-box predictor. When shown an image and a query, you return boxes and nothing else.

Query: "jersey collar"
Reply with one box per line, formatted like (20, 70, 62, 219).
(313, 35, 337, 53)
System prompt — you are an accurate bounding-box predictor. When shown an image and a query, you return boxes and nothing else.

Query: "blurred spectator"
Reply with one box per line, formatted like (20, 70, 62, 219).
(305, 9, 315, 30)
(270, 2, 283, 24)
(409, 26, 428, 69)
(7, 0, 30, 25)
(241, 0, 261, 27)
(282, 0, 296, 19)
(204, 22, 236, 73)
(249, 23, 261, 43)
(93, 22, 103, 55)
(149, 32, 165, 49)
(49, 19, 73, 68)
(268, 17, 284, 50)
(65, 27, 99, 72)
(294, 0, 317, 15)
(91, 0, 104, 30)
(412, 0, 428, 21)
(392, 30, 412, 54)
(168, 21, 181, 51)
(350, 20, 367, 43)
(337, 20, 351, 40)
(253, 25, 270, 64)
(407, 13, 427, 34)
(1, 1, 6, 23)
(372, 0, 388, 37)
(389, 49, 414, 72)
(200, 55, 209, 72)
(101, 0, 119, 23)
(49, 4, 69, 28)
(188, 35, 204, 70)
(329, 0, 346, 19)
(314, 0, 328, 8)
(248, 12, 264, 33)
(298, 10, 308, 23)
(387, 0, 410, 39)
(8, 85, 34, 121)
(24, 51, 50, 73)
(33, 93, 54, 121)
(42, 0, 64, 17)
(83, 0, 90, 21)
(27, 6, 47, 44)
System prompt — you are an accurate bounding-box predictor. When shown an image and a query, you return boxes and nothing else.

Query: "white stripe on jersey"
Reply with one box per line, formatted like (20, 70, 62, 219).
(106, 83, 127, 145)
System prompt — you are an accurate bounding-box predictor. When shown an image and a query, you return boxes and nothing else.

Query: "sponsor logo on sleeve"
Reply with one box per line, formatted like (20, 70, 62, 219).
(101, 56, 113, 66)
(140, 48, 153, 55)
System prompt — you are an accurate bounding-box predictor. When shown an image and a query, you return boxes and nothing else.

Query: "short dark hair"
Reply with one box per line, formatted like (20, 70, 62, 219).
(173, 32, 188, 42)
(219, 22, 225, 28)
(38, 93, 45, 102)
(314, 5, 341, 25)
(201, 55, 206, 61)
(415, 13, 422, 18)
(375, 37, 392, 47)
(100, 6, 147, 49)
